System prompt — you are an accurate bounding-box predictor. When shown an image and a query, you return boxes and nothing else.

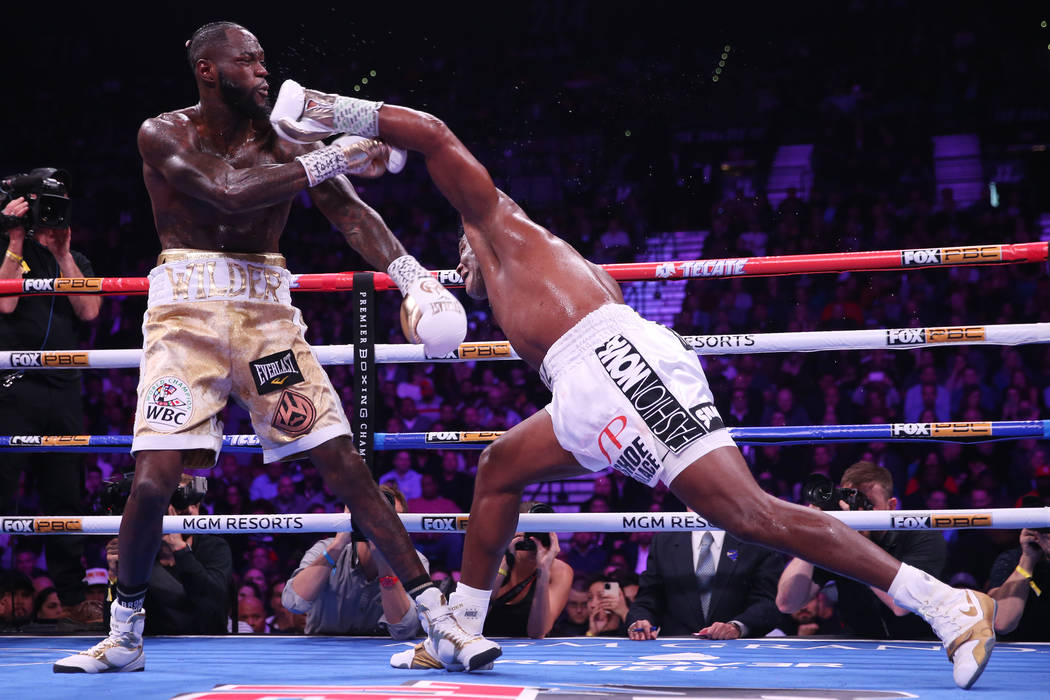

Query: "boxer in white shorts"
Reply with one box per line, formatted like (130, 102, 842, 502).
(291, 94, 998, 688)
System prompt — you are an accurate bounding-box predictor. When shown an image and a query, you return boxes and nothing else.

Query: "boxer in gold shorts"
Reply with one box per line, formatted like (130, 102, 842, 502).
(55, 22, 498, 674)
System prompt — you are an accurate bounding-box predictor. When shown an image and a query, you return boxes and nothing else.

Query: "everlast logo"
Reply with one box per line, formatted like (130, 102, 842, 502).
(421, 516, 460, 532)
(22, 278, 54, 292)
(35, 518, 82, 532)
(596, 334, 721, 452)
(901, 248, 942, 266)
(249, 350, 304, 395)
(2, 518, 35, 533)
(931, 514, 992, 528)
(890, 423, 932, 437)
(891, 515, 931, 529)
(10, 352, 41, 367)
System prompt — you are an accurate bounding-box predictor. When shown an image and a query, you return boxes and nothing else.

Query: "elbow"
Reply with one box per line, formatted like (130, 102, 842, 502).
(775, 591, 799, 614)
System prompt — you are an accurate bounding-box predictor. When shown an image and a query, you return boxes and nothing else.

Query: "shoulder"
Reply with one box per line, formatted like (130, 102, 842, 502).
(138, 109, 197, 157)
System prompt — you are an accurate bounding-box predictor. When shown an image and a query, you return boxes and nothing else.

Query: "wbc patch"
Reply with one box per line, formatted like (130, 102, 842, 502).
(249, 349, 304, 395)
(142, 376, 193, 433)
(272, 389, 317, 436)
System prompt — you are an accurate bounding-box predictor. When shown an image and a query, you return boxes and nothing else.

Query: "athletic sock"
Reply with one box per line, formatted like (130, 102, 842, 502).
(403, 574, 439, 600)
(115, 582, 148, 611)
(887, 562, 956, 614)
(449, 582, 492, 636)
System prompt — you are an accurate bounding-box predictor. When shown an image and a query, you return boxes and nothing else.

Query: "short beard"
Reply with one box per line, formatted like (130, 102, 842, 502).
(218, 72, 271, 120)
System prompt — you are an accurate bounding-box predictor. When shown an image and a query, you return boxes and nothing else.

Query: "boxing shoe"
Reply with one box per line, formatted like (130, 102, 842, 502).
(922, 589, 996, 689)
(53, 600, 145, 673)
(390, 639, 446, 670)
(415, 587, 501, 671)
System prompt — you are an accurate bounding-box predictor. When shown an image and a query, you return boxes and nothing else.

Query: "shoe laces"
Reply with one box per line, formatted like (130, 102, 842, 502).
(430, 613, 479, 648)
(83, 632, 138, 658)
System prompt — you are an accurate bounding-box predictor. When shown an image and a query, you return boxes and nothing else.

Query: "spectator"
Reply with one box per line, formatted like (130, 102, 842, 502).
(33, 586, 64, 622)
(583, 575, 629, 637)
(282, 485, 425, 638)
(550, 578, 590, 636)
(986, 497, 1050, 641)
(408, 473, 465, 572)
(777, 461, 947, 639)
(238, 596, 267, 634)
(266, 581, 304, 634)
(249, 462, 284, 502)
(625, 525, 784, 640)
(379, 451, 423, 501)
(560, 531, 608, 578)
(273, 475, 308, 515)
(482, 503, 574, 638)
(0, 570, 35, 629)
(436, 452, 474, 511)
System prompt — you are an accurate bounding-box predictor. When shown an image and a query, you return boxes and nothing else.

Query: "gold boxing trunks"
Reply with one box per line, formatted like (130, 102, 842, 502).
(131, 249, 351, 468)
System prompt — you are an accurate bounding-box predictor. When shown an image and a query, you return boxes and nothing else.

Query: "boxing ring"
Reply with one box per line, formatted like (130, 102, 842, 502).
(3, 242, 1050, 698)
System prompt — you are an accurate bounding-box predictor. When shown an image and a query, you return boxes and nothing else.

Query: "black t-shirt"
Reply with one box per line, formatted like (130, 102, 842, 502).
(0, 234, 94, 387)
(988, 547, 1050, 642)
(814, 529, 947, 639)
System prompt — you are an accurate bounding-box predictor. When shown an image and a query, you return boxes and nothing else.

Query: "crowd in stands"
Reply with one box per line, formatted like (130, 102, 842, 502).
(3, 1, 1050, 639)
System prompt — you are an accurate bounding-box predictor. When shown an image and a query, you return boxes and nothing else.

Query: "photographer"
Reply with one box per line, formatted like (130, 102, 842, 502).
(106, 474, 233, 634)
(1, 171, 101, 609)
(776, 461, 947, 638)
(482, 502, 574, 639)
(985, 496, 1050, 641)
(282, 484, 425, 638)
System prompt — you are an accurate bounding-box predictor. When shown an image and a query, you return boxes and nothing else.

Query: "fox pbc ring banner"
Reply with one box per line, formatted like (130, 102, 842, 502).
(4, 323, 1050, 370)
(3, 508, 1048, 536)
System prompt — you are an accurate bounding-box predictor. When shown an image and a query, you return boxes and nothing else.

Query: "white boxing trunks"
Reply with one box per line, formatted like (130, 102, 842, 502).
(542, 303, 736, 487)
(131, 249, 351, 467)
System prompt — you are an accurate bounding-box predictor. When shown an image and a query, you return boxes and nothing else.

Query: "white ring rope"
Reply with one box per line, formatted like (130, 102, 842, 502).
(2, 322, 1047, 370)
(2, 508, 1047, 536)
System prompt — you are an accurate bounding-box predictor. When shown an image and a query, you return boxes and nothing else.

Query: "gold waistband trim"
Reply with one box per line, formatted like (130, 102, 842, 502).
(157, 248, 287, 268)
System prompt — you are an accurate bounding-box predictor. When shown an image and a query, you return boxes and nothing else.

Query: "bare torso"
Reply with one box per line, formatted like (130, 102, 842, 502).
(468, 193, 624, 369)
(141, 107, 301, 253)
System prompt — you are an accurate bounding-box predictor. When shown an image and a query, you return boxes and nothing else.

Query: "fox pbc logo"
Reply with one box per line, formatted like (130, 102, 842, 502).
(458, 343, 513, 360)
(421, 516, 463, 532)
(460, 432, 501, 443)
(249, 349, 304, 395)
(54, 278, 103, 292)
(22, 278, 54, 292)
(942, 245, 1002, 264)
(890, 423, 932, 437)
(885, 327, 986, 346)
(2, 518, 35, 533)
(436, 270, 464, 285)
(891, 515, 932, 529)
(34, 518, 82, 533)
(931, 514, 992, 529)
(931, 422, 993, 438)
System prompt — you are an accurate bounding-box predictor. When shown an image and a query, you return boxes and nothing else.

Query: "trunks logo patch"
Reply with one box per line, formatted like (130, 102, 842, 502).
(249, 349, 304, 395)
(272, 389, 317, 436)
(595, 334, 719, 453)
(142, 375, 193, 433)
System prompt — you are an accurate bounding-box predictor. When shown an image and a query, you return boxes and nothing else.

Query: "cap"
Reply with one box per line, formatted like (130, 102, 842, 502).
(83, 567, 109, 587)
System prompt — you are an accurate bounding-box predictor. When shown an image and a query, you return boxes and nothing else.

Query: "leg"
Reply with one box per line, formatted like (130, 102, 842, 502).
(460, 408, 588, 591)
(669, 445, 900, 588)
(117, 450, 184, 588)
(308, 436, 429, 584)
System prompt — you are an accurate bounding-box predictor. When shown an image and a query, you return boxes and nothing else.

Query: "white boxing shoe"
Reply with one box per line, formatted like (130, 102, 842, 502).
(922, 589, 996, 689)
(53, 600, 145, 673)
(415, 588, 501, 671)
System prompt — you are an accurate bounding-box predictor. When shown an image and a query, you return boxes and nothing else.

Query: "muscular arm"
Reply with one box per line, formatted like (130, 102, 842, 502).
(376, 106, 499, 226)
(527, 559, 573, 639)
(138, 116, 310, 215)
(308, 174, 406, 271)
(776, 557, 820, 613)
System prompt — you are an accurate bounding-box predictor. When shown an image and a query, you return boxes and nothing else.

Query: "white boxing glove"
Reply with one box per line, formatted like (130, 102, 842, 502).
(388, 255, 467, 357)
(271, 79, 384, 144)
(296, 137, 393, 186)
(334, 135, 406, 175)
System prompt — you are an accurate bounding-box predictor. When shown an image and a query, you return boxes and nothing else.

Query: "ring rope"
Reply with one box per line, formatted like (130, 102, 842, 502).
(3, 322, 1047, 370)
(3, 507, 1047, 536)
(1, 242, 1044, 297)
(3, 420, 1047, 454)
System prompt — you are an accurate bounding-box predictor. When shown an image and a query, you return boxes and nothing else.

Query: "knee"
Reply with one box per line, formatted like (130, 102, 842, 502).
(475, 442, 515, 496)
(129, 472, 178, 510)
(720, 492, 780, 543)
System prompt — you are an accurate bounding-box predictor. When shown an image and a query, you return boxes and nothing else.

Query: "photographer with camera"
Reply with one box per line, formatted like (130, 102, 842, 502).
(283, 484, 425, 638)
(104, 474, 233, 635)
(776, 461, 947, 639)
(480, 502, 573, 639)
(1, 169, 101, 610)
(984, 495, 1050, 641)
